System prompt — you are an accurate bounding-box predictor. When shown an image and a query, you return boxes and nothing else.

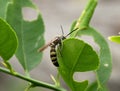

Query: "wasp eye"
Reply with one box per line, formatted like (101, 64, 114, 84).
(62, 36, 66, 40)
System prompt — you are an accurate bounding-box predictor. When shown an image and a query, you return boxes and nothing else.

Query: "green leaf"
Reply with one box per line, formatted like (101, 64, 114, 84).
(58, 38, 99, 91)
(108, 36, 120, 44)
(86, 82, 108, 91)
(76, 27, 112, 90)
(6, 0, 45, 72)
(0, 18, 18, 61)
(0, 0, 10, 19)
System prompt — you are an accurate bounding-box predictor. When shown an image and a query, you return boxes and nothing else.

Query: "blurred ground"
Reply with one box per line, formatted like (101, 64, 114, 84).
(0, 0, 120, 91)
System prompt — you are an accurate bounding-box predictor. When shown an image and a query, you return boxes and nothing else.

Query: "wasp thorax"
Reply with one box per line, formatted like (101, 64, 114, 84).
(52, 36, 61, 45)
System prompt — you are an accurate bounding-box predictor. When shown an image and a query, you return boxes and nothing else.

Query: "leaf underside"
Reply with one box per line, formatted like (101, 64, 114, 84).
(6, 0, 45, 72)
(0, 0, 10, 19)
(77, 27, 112, 91)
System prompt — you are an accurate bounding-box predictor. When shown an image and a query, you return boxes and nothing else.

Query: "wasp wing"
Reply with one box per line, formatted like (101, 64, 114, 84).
(38, 36, 60, 52)
(38, 41, 52, 52)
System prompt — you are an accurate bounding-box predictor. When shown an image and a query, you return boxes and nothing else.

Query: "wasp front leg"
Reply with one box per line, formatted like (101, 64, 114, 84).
(57, 40, 64, 59)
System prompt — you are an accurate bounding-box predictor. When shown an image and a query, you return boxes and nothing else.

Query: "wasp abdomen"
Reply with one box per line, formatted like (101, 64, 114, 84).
(50, 44, 59, 67)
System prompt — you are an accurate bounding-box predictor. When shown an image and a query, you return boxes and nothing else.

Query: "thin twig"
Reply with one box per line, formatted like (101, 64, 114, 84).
(0, 66, 66, 91)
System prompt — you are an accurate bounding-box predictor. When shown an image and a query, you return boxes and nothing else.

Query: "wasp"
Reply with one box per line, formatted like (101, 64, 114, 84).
(38, 27, 78, 67)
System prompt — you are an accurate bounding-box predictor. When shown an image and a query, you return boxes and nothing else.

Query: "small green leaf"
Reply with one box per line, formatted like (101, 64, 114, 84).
(108, 36, 120, 44)
(0, 18, 18, 61)
(76, 27, 112, 90)
(86, 82, 108, 91)
(6, 0, 45, 72)
(58, 38, 99, 91)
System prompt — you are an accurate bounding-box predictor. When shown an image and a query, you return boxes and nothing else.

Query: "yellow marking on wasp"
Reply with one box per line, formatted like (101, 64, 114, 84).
(51, 47, 55, 50)
(51, 57, 57, 60)
(50, 52, 56, 55)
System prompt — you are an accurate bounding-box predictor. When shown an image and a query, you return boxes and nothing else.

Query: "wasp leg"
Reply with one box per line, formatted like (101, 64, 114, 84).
(57, 43, 63, 58)
(58, 39, 63, 50)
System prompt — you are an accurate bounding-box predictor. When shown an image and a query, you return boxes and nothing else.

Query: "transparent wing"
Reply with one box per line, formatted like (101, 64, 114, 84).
(38, 41, 51, 52)
(37, 37, 58, 52)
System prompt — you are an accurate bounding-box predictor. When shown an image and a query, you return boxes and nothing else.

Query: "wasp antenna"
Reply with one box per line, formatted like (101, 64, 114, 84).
(60, 25, 64, 35)
(65, 28, 79, 37)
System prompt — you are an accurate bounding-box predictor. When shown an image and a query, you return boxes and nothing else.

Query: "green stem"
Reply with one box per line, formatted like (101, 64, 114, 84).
(0, 67, 66, 91)
(71, 0, 98, 37)
(75, 0, 98, 29)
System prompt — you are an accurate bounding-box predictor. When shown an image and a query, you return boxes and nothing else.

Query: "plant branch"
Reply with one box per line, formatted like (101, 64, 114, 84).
(75, 0, 98, 29)
(0, 66, 66, 91)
